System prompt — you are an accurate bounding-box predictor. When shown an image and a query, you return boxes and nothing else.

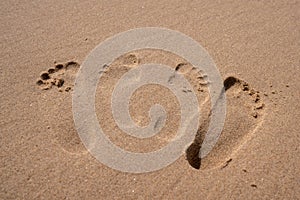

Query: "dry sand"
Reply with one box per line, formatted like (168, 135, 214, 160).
(1, 0, 299, 199)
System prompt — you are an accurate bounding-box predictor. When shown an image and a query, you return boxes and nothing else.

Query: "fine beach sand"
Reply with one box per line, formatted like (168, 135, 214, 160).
(1, 0, 299, 199)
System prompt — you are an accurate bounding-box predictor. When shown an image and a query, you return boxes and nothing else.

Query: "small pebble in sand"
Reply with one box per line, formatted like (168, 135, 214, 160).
(251, 112, 258, 118)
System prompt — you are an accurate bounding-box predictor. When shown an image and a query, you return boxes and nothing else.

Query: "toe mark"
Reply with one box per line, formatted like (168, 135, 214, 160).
(224, 76, 240, 91)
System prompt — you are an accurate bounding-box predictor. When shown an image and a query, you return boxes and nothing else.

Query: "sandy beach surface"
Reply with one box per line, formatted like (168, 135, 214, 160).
(1, 0, 299, 199)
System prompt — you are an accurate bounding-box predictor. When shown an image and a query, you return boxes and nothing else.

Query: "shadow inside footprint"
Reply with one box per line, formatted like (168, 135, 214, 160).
(186, 76, 265, 170)
(186, 142, 201, 169)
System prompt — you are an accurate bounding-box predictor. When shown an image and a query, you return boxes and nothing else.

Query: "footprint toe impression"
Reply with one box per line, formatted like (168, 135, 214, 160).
(36, 61, 80, 92)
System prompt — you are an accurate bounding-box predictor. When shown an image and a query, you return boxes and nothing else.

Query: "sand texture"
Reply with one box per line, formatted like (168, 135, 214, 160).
(1, 0, 299, 199)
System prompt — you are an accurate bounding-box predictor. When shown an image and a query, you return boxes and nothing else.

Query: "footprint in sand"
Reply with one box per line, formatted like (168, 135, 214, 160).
(37, 61, 87, 154)
(36, 57, 139, 155)
(186, 76, 265, 170)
